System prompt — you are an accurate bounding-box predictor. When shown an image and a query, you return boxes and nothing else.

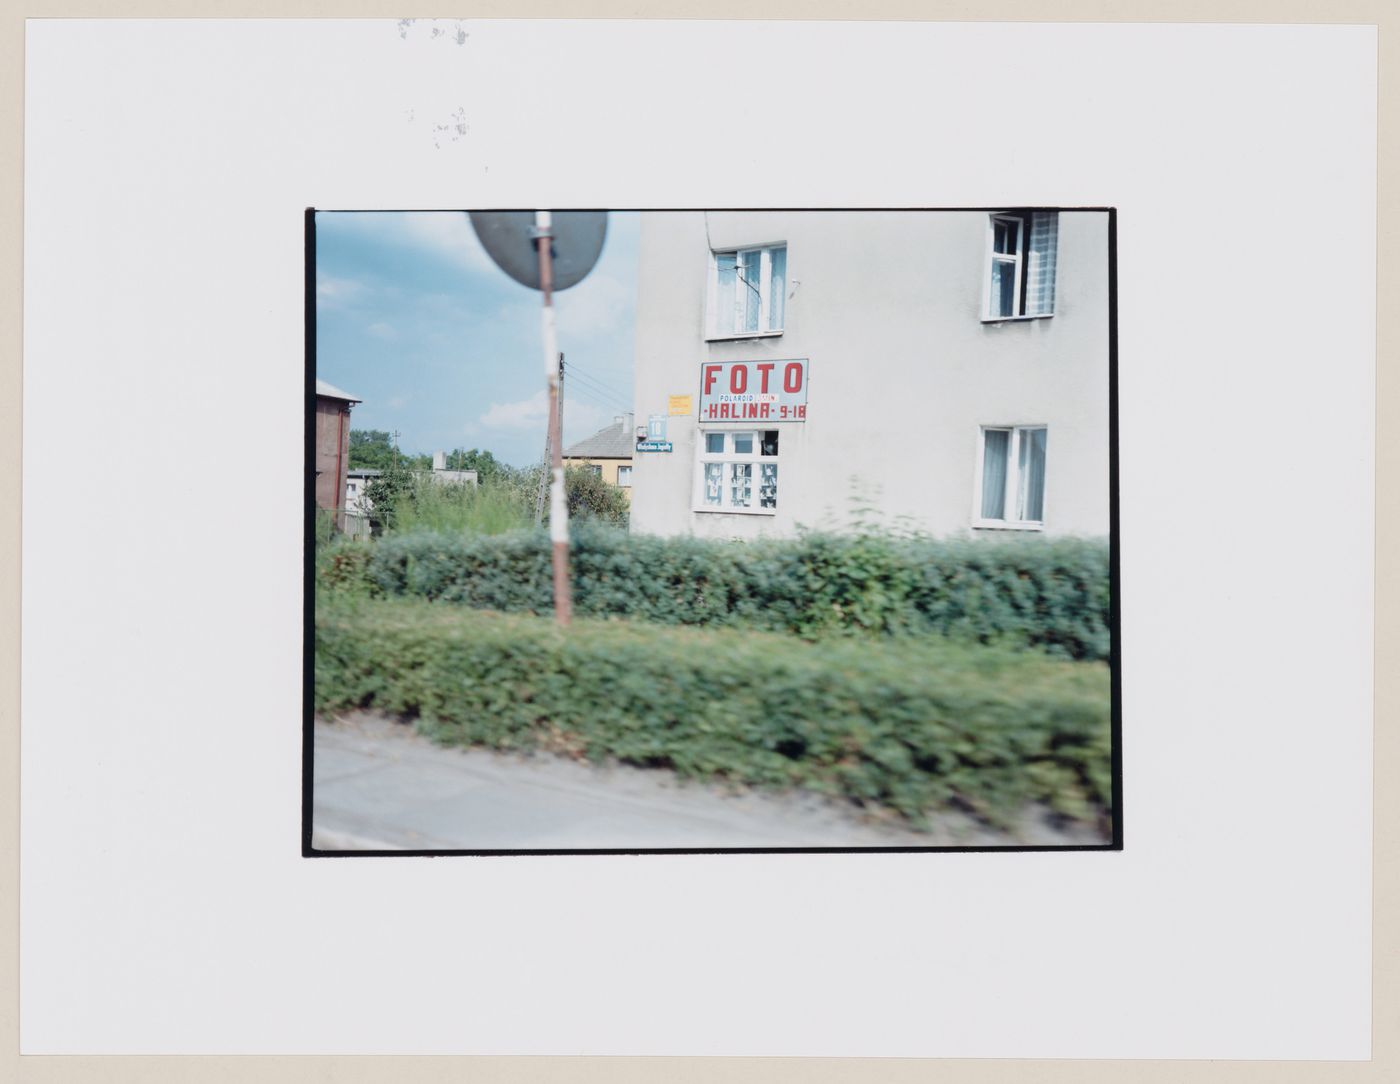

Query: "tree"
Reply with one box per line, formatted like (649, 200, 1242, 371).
(362, 458, 415, 535)
(348, 429, 396, 471)
(445, 447, 506, 485)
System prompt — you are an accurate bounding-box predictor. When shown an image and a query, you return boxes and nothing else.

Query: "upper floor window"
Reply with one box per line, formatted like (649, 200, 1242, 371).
(616, 465, 633, 487)
(708, 244, 786, 339)
(984, 211, 1058, 320)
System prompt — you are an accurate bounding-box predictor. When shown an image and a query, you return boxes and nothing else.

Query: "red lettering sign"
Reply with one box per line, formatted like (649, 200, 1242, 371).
(697, 359, 808, 425)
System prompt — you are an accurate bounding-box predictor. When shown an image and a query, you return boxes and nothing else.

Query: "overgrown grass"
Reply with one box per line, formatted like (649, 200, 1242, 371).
(390, 476, 535, 536)
(315, 595, 1112, 831)
(353, 467, 627, 537)
(313, 507, 338, 548)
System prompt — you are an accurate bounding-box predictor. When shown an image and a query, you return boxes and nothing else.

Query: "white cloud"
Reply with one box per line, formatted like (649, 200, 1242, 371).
(367, 321, 396, 340)
(387, 393, 411, 410)
(479, 390, 549, 431)
(562, 399, 612, 446)
(315, 273, 367, 305)
(319, 211, 495, 276)
(477, 390, 608, 440)
(397, 211, 495, 272)
(555, 272, 632, 340)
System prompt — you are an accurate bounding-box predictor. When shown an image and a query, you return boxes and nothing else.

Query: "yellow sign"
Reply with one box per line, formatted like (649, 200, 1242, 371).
(668, 395, 693, 416)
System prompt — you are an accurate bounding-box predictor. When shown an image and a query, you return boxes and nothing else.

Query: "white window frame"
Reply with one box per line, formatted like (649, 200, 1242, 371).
(981, 212, 1055, 323)
(616, 464, 633, 488)
(693, 429, 780, 515)
(706, 243, 787, 341)
(973, 424, 1048, 531)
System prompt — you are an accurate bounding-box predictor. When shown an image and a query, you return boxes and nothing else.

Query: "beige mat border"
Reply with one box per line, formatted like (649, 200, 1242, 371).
(1, 2, 1392, 1081)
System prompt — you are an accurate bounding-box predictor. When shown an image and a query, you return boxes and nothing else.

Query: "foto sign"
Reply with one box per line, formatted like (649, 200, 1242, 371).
(699, 359, 809, 422)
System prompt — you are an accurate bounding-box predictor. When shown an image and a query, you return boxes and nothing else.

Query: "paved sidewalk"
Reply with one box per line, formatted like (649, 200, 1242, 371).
(312, 711, 1107, 851)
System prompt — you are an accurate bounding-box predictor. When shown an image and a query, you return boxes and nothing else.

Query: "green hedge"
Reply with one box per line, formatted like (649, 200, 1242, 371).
(315, 597, 1113, 830)
(323, 524, 1111, 660)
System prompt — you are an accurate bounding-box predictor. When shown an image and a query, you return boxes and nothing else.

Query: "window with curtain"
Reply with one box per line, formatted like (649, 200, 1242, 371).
(695, 429, 780, 513)
(977, 426, 1047, 527)
(709, 244, 787, 338)
(984, 212, 1057, 320)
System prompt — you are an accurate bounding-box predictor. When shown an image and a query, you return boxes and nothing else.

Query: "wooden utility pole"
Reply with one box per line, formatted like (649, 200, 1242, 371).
(534, 415, 550, 526)
(533, 353, 563, 527)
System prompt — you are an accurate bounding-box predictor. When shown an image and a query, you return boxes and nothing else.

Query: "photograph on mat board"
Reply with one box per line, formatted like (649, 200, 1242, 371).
(307, 208, 1118, 854)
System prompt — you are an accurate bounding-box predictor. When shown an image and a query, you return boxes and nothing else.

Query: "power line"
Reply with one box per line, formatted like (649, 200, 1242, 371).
(559, 357, 610, 379)
(561, 365, 632, 410)
(562, 364, 630, 400)
(564, 381, 633, 418)
(563, 372, 631, 410)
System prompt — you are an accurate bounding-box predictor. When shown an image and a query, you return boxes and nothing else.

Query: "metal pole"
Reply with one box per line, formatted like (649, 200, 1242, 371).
(535, 211, 572, 627)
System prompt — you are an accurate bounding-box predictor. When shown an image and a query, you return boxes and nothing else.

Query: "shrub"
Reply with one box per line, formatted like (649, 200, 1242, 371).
(562, 465, 630, 527)
(314, 597, 1113, 830)
(327, 523, 1111, 660)
(317, 540, 379, 597)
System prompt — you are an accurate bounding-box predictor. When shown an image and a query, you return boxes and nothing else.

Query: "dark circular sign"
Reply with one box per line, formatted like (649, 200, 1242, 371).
(468, 210, 608, 292)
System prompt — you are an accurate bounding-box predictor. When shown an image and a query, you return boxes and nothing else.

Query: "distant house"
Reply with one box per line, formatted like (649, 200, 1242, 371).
(426, 451, 479, 488)
(314, 379, 361, 529)
(344, 456, 478, 525)
(345, 468, 380, 516)
(562, 414, 635, 499)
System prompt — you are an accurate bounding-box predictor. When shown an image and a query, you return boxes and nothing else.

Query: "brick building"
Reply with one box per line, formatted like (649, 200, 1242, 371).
(313, 379, 361, 529)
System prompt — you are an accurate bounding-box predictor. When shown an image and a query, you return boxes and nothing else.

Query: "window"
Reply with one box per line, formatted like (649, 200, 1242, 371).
(984, 211, 1058, 320)
(616, 465, 633, 487)
(583, 463, 602, 477)
(708, 244, 786, 338)
(696, 429, 780, 513)
(976, 426, 1047, 528)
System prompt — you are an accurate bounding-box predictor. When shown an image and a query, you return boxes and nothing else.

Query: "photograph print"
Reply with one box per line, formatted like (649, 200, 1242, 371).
(307, 208, 1118, 854)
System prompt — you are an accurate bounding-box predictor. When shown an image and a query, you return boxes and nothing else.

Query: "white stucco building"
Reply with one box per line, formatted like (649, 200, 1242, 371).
(629, 210, 1112, 540)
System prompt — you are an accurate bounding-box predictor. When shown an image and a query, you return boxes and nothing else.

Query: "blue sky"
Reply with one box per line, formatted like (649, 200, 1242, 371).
(315, 211, 639, 467)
